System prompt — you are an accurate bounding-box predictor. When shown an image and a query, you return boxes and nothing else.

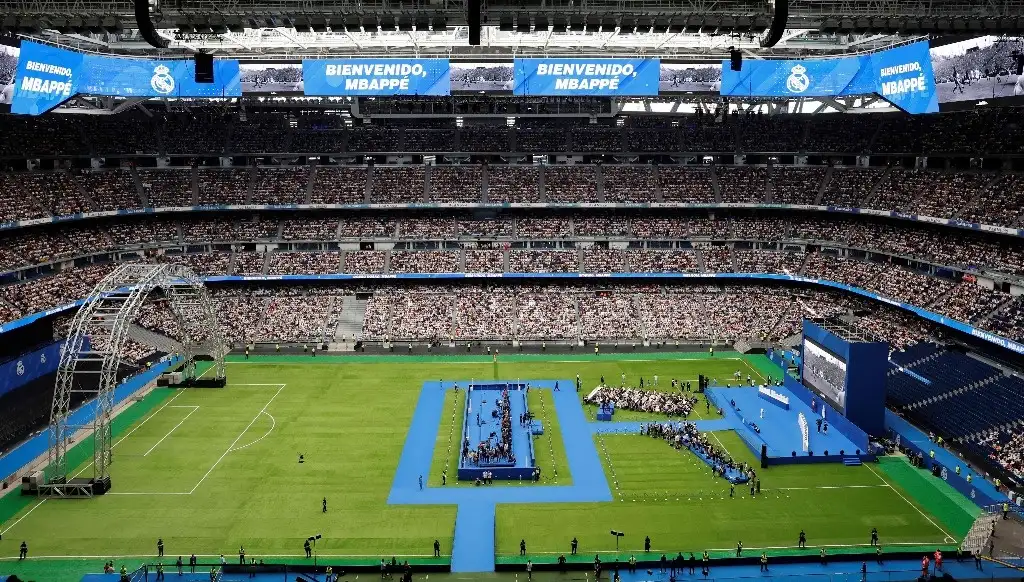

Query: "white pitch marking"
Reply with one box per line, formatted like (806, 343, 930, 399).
(143, 406, 199, 457)
(189, 384, 286, 494)
(864, 462, 954, 540)
(106, 492, 191, 495)
(228, 410, 276, 453)
(0, 499, 46, 536)
(69, 388, 188, 479)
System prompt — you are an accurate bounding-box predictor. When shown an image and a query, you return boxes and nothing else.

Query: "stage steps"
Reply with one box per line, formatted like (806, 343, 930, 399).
(842, 456, 862, 466)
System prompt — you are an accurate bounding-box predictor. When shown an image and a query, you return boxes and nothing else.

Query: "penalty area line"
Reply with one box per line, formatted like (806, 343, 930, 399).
(188, 383, 286, 494)
(144, 405, 199, 457)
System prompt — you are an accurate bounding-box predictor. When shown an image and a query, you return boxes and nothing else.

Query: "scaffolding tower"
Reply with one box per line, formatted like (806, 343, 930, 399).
(44, 263, 227, 497)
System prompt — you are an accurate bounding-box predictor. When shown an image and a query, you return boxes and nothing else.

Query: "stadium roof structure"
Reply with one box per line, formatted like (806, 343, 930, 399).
(2, 0, 1023, 59)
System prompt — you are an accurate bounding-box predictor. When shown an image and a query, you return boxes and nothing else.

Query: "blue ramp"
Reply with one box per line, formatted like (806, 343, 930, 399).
(451, 501, 496, 572)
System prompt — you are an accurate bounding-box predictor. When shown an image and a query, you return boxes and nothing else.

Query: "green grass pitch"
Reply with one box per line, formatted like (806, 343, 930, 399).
(0, 353, 978, 581)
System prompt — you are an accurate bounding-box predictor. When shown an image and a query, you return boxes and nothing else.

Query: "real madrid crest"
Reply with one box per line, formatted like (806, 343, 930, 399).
(151, 65, 176, 95)
(786, 64, 810, 94)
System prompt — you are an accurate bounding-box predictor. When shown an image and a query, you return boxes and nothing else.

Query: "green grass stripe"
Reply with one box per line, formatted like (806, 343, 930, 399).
(429, 388, 466, 487)
(527, 389, 571, 485)
(877, 457, 979, 538)
(0, 388, 176, 525)
(224, 352, 753, 365)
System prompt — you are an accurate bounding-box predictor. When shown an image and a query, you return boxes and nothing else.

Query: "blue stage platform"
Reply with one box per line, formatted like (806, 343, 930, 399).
(458, 382, 538, 481)
(707, 383, 872, 465)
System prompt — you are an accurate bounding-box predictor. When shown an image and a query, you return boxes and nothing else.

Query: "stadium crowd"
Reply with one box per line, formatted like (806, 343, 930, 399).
(586, 387, 699, 417)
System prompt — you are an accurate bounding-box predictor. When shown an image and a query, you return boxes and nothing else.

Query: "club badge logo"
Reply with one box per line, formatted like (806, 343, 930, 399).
(151, 64, 175, 95)
(786, 64, 810, 93)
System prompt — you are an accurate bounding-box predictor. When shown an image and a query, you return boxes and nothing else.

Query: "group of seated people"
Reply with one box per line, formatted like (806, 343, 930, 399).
(5, 279, 945, 356)
(585, 385, 699, 417)
(643, 421, 756, 483)
(978, 429, 1024, 480)
(4, 107, 1022, 158)
(2, 161, 1024, 230)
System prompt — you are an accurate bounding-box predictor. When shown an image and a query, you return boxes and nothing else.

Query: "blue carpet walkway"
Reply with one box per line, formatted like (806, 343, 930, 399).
(390, 380, 612, 572)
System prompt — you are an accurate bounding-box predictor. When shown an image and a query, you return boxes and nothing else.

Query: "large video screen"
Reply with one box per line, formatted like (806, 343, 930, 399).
(931, 36, 1024, 103)
(802, 339, 848, 412)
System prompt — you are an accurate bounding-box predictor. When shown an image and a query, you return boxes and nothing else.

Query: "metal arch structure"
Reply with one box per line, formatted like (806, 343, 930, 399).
(47, 263, 226, 496)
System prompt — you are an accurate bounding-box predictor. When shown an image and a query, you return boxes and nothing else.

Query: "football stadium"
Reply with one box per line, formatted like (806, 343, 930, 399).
(1, 3, 1024, 581)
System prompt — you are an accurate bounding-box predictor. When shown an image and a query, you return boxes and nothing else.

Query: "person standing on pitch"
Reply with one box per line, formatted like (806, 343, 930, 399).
(419, 475, 423, 490)
(571, 537, 578, 555)
(176, 557, 183, 575)
(870, 527, 878, 546)
(323, 497, 328, 513)
(239, 545, 245, 565)
(434, 540, 440, 557)
(190, 554, 197, 573)
(19, 541, 26, 560)
(304, 538, 312, 558)
(157, 538, 164, 557)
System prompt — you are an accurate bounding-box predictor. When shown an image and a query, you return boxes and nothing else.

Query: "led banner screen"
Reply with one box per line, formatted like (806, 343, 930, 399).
(302, 59, 451, 96)
(720, 41, 938, 114)
(720, 55, 874, 98)
(513, 58, 660, 96)
(11, 41, 242, 115)
(801, 339, 848, 412)
(931, 36, 1024, 103)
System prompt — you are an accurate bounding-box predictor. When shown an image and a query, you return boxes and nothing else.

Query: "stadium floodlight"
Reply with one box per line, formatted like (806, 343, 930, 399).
(310, 15, 327, 32)
(517, 14, 531, 33)
(586, 17, 601, 33)
(635, 15, 652, 33)
(534, 15, 549, 31)
(668, 17, 685, 33)
(684, 16, 702, 33)
(398, 15, 413, 32)
(551, 15, 567, 32)
(293, 16, 312, 33)
(652, 17, 669, 33)
(225, 16, 244, 33)
(499, 14, 514, 31)
(569, 15, 584, 31)
(601, 16, 616, 32)
(379, 15, 396, 31)
(619, 16, 636, 34)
